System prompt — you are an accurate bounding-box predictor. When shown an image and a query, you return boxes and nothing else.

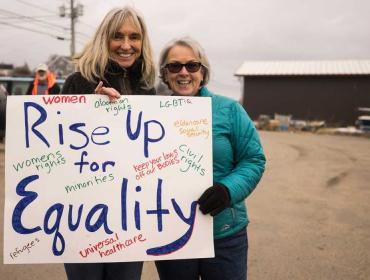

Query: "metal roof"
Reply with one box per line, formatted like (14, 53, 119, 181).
(235, 60, 370, 76)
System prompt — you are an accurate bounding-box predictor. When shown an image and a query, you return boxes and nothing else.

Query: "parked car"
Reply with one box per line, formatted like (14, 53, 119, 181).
(0, 76, 65, 96)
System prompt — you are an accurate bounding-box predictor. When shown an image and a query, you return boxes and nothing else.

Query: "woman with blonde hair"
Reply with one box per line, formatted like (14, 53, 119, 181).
(62, 6, 155, 99)
(62, 6, 155, 280)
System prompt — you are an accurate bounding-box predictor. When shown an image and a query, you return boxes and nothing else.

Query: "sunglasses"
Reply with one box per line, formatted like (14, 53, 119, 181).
(164, 62, 203, 73)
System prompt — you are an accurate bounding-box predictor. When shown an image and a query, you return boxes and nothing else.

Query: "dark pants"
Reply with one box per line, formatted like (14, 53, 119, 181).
(155, 228, 248, 280)
(64, 262, 143, 280)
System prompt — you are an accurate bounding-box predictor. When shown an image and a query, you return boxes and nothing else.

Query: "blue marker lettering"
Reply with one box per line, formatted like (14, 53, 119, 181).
(24, 102, 49, 148)
(85, 204, 113, 234)
(44, 203, 65, 256)
(143, 120, 165, 158)
(69, 123, 88, 150)
(68, 204, 83, 231)
(146, 178, 170, 232)
(12, 175, 42, 234)
(146, 200, 197, 256)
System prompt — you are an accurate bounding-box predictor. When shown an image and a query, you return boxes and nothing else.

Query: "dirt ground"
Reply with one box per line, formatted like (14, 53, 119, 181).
(1, 131, 370, 280)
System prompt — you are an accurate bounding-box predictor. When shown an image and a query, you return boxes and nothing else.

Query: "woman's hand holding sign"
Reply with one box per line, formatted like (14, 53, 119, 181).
(95, 81, 121, 102)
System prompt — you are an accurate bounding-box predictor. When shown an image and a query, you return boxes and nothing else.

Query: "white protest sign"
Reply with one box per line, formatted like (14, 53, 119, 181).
(4, 95, 213, 264)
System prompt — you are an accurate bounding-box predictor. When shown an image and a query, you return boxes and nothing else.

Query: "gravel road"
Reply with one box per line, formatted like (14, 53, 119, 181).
(1, 131, 370, 280)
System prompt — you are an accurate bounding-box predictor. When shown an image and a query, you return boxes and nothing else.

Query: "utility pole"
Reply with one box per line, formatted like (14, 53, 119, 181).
(59, 1, 83, 58)
(70, 0, 76, 57)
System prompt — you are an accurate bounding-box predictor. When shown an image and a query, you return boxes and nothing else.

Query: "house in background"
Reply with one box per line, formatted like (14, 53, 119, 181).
(0, 63, 14, 76)
(46, 55, 74, 78)
(235, 60, 370, 126)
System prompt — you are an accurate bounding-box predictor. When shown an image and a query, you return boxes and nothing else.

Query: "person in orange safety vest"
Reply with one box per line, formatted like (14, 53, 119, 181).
(26, 63, 60, 95)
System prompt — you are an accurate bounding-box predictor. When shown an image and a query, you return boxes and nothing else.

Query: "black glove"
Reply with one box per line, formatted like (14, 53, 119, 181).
(198, 183, 231, 216)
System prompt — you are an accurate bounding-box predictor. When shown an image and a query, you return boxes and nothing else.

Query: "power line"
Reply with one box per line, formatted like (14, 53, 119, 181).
(0, 12, 90, 39)
(15, 0, 59, 15)
(75, 31, 91, 39)
(78, 20, 96, 31)
(0, 20, 68, 41)
(76, 39, 86, 46)
(0, 14, 56, 20)
(0, 8, 68, 31)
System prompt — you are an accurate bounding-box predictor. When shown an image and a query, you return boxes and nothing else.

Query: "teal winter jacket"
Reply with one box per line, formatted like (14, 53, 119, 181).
(199, 87, 266, 239)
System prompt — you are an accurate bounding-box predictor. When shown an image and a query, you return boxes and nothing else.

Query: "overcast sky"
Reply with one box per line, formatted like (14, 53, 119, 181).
(1, 0, 370, 100)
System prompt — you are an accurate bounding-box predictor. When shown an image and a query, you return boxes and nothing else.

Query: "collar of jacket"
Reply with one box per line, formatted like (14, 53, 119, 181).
(199, 86, 212, 97)
(171, 86, 211, 97)
(105, 58, 143, 83)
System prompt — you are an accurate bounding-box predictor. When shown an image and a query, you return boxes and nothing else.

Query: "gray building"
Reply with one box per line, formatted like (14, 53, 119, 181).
(235, 60, 370, 126)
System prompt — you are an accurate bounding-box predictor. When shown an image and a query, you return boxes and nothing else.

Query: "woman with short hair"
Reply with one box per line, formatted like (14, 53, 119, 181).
(155, 36, 266, 280)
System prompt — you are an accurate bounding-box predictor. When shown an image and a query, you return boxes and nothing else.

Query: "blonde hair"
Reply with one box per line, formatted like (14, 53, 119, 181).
(158, 36, 211, 87)
(74, 6, 155, 88)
